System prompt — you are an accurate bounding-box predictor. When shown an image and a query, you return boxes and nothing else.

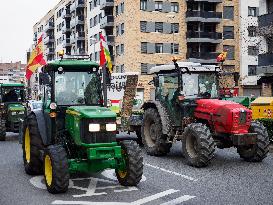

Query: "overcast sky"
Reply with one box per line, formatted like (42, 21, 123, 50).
(0, 0, 58, 64)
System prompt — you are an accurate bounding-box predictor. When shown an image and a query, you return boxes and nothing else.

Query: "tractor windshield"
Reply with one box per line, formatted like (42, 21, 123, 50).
(182, 73, 218, 98)
(1, 87, 25, 103)
(55, 71, 102, 106)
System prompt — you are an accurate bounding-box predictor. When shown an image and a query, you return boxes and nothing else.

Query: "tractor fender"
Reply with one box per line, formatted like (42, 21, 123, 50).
(31, 110, 51, 146)
(142, 101, 172, 135)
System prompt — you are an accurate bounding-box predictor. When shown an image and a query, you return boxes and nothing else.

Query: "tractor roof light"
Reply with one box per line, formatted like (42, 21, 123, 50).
(50, 102, 57, 110)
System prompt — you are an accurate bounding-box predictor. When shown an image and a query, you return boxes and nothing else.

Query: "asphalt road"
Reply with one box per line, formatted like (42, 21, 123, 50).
(1, 133, 273, 205)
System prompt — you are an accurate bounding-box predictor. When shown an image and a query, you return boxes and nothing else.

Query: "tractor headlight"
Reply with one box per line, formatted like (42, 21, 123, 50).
(50, 102, 57, 110)
(106, 123, 116, 131)
(11, 112, 17, 115)
(18, 111, 25, 115)
(89, 124, 100, 132)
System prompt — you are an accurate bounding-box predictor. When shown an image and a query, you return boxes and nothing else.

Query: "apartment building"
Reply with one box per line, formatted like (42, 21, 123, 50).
(257, 0, 273, 96)
(0, 62, 26, 84)
(239, 0, 261, 96)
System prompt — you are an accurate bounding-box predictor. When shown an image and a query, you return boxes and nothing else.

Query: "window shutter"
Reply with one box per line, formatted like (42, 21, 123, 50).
(163, 23, 171, 34)
(256, 7, 259, 16)
(147, 0, 155, 12)
(118, 4, 122, 15)
(141, 63, 148, 74)
(162, 2, 171, 13)
(146, 22, 155, 32)
(163, 43, 172, 53)
(147, 43, 155, 54)
(141, 42, 147, 53)
(224, 45, 235, 59)
(140, 21, 147, 32)
(147, 64, 155, 73)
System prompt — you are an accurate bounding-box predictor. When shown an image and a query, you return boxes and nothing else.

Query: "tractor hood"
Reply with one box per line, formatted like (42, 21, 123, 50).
(8, 103, 25, 111)
(66, 106, 116, 119)
(194, 99, 252, 134)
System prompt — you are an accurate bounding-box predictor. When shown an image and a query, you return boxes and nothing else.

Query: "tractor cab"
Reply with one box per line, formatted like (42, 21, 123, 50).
(0, 83, 26, 141)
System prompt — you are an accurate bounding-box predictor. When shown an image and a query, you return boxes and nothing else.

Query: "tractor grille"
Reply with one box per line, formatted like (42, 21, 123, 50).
(80, 118, 116, 144)
(239, 111, 247, 124)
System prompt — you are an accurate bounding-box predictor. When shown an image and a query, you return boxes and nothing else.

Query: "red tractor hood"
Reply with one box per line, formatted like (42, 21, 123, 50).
(194, 99, 252, 134)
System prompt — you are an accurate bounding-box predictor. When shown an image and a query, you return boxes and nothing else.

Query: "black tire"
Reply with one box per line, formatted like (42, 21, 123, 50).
(182, 123, 215, 167)
(135, 127, 143, 146)
(22, 114, 44, 175)
(43, 145, 69, 194)
(141, 108, 172, 156)
(237, 121, 269, 162)
(116, 140, 143, 186)
(0, 119, 6, 141)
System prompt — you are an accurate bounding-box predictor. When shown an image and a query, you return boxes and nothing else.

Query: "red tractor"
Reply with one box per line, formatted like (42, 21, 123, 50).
(141, 60, 269, 167)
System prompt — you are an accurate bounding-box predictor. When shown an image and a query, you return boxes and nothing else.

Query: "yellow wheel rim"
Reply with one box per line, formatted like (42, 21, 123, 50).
(44, 155, 53, 186)
(24, 127, 31, 163)
(118, 170, 127, 179)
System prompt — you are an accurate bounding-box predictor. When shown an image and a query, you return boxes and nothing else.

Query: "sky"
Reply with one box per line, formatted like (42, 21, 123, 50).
(0, 0, 58, 64)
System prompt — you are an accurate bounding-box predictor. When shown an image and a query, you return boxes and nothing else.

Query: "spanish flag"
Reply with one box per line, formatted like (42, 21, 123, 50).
(100, 33, 113, 73)
(25, 35, 47, 80)
(216, 51, 227, 63)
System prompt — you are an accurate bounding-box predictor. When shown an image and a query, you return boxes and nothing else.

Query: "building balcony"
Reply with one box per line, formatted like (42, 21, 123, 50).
(63, 10, 72, 19)
(70, 0, 85, 11)
(258, 53, 273, 69)
(44, 36, 54, 45)
(62, 26, 71, 34)
(45, 48, 55, 55)
(76, 31, 85, 40)
(77, 47, 86, 55)
(100, 16, 114, 29)
(63, 39, 72, 47)
(186, 11, 222, 23)
(44, 22, 54, 32)
(106, 35, 115, 46)
(186, 0, 222, 2)
(70, 16, 84, 28)
(258, 13, 273, 36)
(186, 31, 222, 43)
(100, 0, 114, 10)
(186, 52, 219, 63)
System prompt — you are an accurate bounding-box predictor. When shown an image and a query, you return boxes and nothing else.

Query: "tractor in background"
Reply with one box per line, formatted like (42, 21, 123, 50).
(141, 59, 269, 167)
(21, 58, 143, 194)
(0, 83, 26, 141)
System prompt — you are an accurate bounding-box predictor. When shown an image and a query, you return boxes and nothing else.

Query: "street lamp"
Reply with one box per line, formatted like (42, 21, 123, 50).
(90, 37, 97, 62)
(167, 14, 175, 55)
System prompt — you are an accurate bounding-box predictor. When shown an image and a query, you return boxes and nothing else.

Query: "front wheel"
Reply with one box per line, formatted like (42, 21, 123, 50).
(43, 145, 69, 194)
(182, 123, 215, 167)
(0, 119, 6, 141)
(116, 140, 143, 186)
(237, 121, 269, 162)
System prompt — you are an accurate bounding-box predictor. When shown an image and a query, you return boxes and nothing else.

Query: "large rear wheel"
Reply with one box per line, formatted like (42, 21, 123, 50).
(116, 140, 143, 186)
(0, 118, 6, 141)
(141, 108, 171, 156)
(182, 123, 215, 167)
(237, 121, 269, 162)
(43, 145, 69, 194)
(22, 114, 44, 175)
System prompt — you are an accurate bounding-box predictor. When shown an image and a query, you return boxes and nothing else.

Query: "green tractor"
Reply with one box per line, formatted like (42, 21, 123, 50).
(0, 83, 26, 141)
(21, 59, 143, 194)
(141, 60, 269, 167)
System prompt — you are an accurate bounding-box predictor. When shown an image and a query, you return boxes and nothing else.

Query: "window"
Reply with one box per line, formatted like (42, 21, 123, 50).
(171, 2, 179, 13)
(99, 13, 102, 23)
(223, 26, 234, 39)
(248, 46, 259, 56)
(155, 22, 163, 32)
(121, 2, 124, 13)
(155, 1, 163, 11)
(94, 15, 98, 26)
(116, 25, 119, 36)
(121, 23, 125, 35)
(120, 64, 125, 73)
(223, 6, 234, 20)
(171, 44, 179, 54)
(140, 21, 147, 32)
(94, 0, 98, 7)
(248, 65, 257, 76)
(141, 63, 148, 74)
(116, 45, 120, 55)
(155, 43, 163, 53)
(140, 0, 147, 11)
(141, 42, 147, 53)
(171, 23, 179, 33)
(120, 44, 124, 54)
(248, 26, 257, 37)
(223, 45, 235, 60)
(116, 5, 119, 16)
(248, 7, 257, 17)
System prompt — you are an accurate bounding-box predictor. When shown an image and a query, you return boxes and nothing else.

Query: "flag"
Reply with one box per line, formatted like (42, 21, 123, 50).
(216, 51, 227, 63)
(100, 33, 113, 73)
(25, 35, 47, 80)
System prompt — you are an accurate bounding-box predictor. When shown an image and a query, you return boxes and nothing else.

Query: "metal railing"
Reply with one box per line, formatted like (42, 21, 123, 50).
(186, 31, 222, 39)
(186, 11, 222, 19)
(258, 53, 273, 67)
(186, 52, 219, 59)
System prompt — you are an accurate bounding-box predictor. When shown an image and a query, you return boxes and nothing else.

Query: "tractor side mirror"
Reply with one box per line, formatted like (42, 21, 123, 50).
(39, 73, 50, 85)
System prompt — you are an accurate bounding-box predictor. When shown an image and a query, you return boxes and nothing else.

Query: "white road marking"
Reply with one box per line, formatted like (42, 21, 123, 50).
(160, 195, 196, 205)
(144, 163, 198, 182)
(130, 189, 179, 205)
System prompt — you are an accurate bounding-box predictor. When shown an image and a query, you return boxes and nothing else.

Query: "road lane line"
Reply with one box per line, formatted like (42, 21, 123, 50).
(130, 189, 179, 205)
(160, 195, 196, 205)
(144, 163, 198, 182)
